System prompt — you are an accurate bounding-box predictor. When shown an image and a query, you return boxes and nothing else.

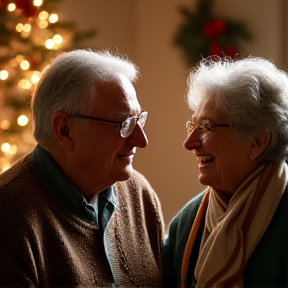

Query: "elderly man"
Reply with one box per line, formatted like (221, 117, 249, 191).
(0, 50, 164, 287)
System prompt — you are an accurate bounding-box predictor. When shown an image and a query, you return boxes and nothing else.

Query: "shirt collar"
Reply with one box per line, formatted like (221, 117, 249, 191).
(30, 144, 117, 225)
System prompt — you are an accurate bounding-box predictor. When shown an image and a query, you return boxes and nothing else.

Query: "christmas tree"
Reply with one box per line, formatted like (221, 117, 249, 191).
(0, 0, 95, 172)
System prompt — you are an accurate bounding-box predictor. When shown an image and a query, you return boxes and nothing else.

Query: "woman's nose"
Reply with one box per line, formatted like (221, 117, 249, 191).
(183, 129, 202, 151)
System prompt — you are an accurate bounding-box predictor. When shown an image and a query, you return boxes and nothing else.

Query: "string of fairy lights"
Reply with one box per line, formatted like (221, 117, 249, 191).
(0, 0, 65, 172)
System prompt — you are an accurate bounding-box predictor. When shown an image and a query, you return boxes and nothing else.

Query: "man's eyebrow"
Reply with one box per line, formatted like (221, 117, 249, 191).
(116, 110, 143, 120)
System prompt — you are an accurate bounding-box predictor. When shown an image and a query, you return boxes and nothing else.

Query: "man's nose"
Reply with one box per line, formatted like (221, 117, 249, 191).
(183, 129, 202, 151)
(128, 123, 148, 148)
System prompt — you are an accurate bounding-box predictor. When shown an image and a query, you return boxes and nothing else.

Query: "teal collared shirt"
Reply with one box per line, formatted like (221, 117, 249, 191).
(30, 145, 117, 228)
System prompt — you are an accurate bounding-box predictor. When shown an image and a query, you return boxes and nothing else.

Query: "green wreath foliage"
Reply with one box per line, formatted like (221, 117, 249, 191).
(174, 0, 252, 66)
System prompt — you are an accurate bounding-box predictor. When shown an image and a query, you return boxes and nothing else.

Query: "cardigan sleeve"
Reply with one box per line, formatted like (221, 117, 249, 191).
(0, 242, 37, 286)
(163, 192, 205, 288)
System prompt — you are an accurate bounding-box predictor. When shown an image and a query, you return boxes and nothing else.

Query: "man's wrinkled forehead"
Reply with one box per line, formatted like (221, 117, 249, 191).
(93, 76, 141, 120)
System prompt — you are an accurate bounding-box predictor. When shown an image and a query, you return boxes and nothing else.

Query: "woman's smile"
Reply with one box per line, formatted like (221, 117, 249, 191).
(196, 155, 215, 164)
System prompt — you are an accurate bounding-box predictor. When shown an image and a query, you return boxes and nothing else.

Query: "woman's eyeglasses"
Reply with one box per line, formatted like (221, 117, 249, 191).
(186, 118, 230, 140)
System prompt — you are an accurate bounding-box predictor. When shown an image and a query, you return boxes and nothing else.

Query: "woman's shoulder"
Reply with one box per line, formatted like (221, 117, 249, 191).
(172, 191, 205, 224)
(167, 190, 206, 239)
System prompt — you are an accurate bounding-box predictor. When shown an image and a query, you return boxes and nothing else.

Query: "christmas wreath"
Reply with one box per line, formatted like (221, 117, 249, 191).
(174, 0, 252, 66)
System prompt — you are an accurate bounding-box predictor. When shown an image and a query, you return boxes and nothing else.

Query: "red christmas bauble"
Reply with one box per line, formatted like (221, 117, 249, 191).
(210, 42, 221, 56)
(213, 20, 226, 35)
(15, 0, 38, 17)
(223, 45, 237, 58)
(203, 20, 226, 40)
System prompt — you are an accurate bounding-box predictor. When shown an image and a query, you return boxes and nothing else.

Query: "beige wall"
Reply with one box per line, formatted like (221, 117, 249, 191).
(59, 0, 287, 225)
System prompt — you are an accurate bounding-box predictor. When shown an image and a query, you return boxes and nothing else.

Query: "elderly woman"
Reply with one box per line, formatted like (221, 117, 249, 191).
(164, 56, 288, 288)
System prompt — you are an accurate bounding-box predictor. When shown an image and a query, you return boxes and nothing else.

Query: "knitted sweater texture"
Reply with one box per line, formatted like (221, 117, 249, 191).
(0, 154, 165, 288)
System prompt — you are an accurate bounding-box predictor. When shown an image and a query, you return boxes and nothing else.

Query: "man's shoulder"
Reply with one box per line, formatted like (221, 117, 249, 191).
(129, 169, 153, 189)
(0, 153, 45, 227)
(113, 169, 163, 217)
(0, 153, 41, 202)
(0, 154, 32, 188)
(114, 169, 155, 196)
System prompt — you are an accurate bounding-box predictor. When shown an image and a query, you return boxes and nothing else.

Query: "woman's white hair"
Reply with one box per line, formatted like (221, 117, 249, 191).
(186, 56, 288, 161)
(32, 49, 139, 148)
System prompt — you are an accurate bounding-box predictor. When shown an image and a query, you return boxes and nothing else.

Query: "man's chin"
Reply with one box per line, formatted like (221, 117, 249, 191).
(123, 165, 134, 179)
(115, 165, 134, 182)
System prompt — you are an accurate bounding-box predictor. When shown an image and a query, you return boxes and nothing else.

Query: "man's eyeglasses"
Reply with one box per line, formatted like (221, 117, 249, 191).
(70, 111, 148, 138)
(186, 119, 230, 140)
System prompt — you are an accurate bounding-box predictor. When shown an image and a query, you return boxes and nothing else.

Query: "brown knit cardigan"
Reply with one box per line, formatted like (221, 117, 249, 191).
(0, 154, 165, 287)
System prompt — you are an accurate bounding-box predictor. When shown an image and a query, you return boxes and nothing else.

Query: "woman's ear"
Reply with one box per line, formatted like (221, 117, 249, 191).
(248, 130, 270, 160)
(51, 112, 73, 150)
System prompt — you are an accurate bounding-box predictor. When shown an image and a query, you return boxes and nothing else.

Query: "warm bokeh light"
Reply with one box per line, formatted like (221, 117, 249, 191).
(17, 115, 29, 126)
(6, 145, 17, 155)
(1, 143, 10, 153)
(39, 11, 49, 20)
(38, 20, 48, 29)
(9, 58, 18, 67)
(9, 145, 17, 155)
(20, 60, 30, 70)
(16, 23, 23, 32)
(23, 24, 32, 33)
(7, 3, 16, 12)
(0, 120, 11, 130)
(0, 0, 95, 173)
(18, 79, 32, 90)
(1, 144, 17, 155)
(33, 0, 43, 6)
(53, 34, 63, 44)
(45, 39, 55, 49)
(1, 164, 11, 173)
(31, 71, 41, 84)
(16, 55, 24, 62)
(48, 14, 58, 23)
(0, 70, 9, 80)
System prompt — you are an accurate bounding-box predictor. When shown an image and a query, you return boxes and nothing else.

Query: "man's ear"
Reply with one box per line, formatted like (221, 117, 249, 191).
(248, 130, 270, 160)
(51, 112, 73, 150)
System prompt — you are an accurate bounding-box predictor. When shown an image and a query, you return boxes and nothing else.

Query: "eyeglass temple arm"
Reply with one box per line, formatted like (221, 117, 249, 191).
(212, 124, 230, 127)
(72, 114, 121, 125)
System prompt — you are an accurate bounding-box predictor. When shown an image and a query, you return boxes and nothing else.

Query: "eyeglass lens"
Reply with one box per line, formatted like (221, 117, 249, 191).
(186, 119, 212, 140)
(120, 112, 148, 138)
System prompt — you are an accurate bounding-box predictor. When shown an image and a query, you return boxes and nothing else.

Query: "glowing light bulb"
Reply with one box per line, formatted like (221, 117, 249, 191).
(31, 71, 41, 84)
(0, 70, 9, 80)
(48, 14, 58, 23)
(39, 11, 49, 20)
(17, 115, 29, 126)
(53, 34, 63, 45)
(33, 0, 43, 6)
(19, 79, 32, 90)
(16, 23, 23, 32)
(7, 3, 16, 11)
(20, 60, 30, 70)
(1, 143, 10, 153)
(45, 39, 55, 49)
